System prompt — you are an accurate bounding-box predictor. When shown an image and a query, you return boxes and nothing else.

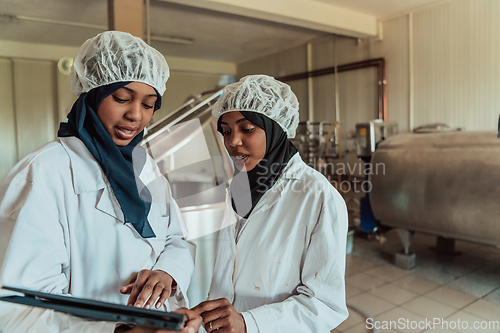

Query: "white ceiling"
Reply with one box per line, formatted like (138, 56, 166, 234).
(0, 0, 442, 63)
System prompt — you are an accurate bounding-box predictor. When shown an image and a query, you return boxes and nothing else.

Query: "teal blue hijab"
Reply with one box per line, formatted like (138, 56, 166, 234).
(58, 82, 161, 238)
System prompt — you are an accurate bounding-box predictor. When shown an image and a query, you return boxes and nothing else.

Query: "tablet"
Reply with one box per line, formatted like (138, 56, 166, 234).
(0, 286, 187, 330)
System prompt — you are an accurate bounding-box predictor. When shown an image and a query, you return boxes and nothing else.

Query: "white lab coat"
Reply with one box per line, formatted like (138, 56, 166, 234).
(208, 153, 349, 333)
(0, 137, 194, 333)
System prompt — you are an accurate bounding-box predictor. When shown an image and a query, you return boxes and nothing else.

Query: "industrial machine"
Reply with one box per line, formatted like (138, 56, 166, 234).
(361, 125, 500, 269)
(291, 121, 340, 165)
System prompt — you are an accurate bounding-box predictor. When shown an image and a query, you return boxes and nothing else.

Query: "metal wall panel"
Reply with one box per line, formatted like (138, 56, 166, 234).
(237, 44, 310, 119)
(412, 0, 500, 131)
(0, 59, 17, 181)
(13, 59, 58, 161)
(369, 15, 410, 132)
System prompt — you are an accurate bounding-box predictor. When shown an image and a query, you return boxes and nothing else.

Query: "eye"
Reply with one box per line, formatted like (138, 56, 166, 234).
(113, 96, 127, 103)
(242, 127, 255, 133)
(222, 130, 231, 136)
(143, 103, 154, 110)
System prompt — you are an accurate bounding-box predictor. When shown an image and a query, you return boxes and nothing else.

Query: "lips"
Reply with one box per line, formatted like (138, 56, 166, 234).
(115, 126, 138, 140)
(230, 153, 249, 164)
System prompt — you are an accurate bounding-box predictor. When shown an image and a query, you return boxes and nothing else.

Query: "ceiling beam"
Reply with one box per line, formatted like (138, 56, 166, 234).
(158, 0, 377, 38)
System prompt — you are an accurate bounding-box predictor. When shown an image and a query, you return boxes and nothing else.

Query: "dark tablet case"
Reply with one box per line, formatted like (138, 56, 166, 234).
(0, 286, 186, 330)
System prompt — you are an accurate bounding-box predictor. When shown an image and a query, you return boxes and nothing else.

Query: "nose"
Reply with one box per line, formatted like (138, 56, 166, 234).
(125, 101, 142, 121)
(227, 132, 242, 148)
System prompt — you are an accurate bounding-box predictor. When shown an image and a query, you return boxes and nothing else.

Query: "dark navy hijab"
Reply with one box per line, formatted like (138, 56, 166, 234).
(58, 82, 161, 238)
(218, 111, 298, 218)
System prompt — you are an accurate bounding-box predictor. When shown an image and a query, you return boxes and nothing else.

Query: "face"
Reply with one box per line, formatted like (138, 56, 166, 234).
(220, 111, 266, 172)
(96, 82, 157, 146)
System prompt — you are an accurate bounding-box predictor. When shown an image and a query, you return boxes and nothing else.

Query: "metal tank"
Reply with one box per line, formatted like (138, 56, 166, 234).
(369, 131, 500, 248)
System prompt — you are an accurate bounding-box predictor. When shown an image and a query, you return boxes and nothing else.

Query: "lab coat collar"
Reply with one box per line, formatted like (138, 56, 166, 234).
(280, 152, 305, 181)
(59, 137, 125, 222)
(250, 152, 305, 216)
(59, 137, 106, 194)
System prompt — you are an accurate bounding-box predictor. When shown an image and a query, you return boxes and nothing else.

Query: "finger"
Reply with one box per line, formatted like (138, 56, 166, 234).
(144, 283, 164, 310)
(206, 316, 227, 332)
(201, 307, 230, 328)
(134, 279, 160, 308)
(155, 288, 171, 309)
(127, 270, 151, 306)
(120, 284, 134, 295)
(173, 308, 203, 333)
(191, 298, 227, 315)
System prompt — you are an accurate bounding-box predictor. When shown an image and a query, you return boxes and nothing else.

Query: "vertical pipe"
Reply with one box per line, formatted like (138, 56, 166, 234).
(333, 36, 340, 122)
(408, 12, 415, 131)
(377, 64, 383, 119)
(382, 60, 387, 121)
(145, 0, 151, 45)
(307, 42, 314, 122)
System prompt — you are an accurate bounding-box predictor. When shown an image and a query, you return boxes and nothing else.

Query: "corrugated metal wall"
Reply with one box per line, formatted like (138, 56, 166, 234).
(237, 0, 500, 134)
(411, 0, 500, 131)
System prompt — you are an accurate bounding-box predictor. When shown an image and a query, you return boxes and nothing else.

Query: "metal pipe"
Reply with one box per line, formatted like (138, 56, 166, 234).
(277, 58, 387, 121)
(408, 12, 415, 131)
(307, 42, 314, 122)
(333, 36, 340, 122)
(145, 0, 151, 44)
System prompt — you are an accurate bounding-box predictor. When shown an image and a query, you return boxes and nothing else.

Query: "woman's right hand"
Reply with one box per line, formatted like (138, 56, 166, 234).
(114, 308, 202, 333)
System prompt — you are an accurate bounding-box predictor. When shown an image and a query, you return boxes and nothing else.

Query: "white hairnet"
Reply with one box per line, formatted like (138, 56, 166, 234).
(69, 31, 170, 96)
(212, 75, 300, 138)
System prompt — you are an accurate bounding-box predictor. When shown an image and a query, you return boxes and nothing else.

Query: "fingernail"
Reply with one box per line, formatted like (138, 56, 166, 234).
(156, 303, 161, 309)
(145, 304, 151, 310)
(188, 327, 195, 333)
(135, 304, 142, 308)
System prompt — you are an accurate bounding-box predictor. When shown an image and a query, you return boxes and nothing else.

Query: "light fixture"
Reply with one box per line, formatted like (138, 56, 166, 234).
(58, 57, 74, 75)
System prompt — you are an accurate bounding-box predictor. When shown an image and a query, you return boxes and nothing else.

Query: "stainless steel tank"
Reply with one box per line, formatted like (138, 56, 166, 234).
(369, 131, 500, 247)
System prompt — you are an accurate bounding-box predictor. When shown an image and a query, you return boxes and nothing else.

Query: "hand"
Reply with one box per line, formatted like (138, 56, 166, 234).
(114, 307, 202, 333)
(192, 298, 247, 333)
(120, 269, 175, 309)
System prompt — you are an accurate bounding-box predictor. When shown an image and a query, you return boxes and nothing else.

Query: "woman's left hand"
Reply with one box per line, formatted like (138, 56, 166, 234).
(120, 269, 175, 309)
(192, 298, 246, 333)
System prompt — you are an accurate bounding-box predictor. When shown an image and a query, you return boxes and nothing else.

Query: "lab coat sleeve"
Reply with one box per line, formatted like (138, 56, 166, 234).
(241, 311, 259, 333)
(0, 173, 118, 333)
(152, 191, 195, 309)
(243, 196, 349, 333)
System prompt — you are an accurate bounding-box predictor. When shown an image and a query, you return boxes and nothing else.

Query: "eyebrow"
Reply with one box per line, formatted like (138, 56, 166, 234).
(121, 86, 158, 98)
(220, 118, 249, 125)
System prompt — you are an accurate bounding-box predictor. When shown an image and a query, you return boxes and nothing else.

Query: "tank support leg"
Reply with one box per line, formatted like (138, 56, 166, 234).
(434, 236, 461, 256)
(396, 229, 414, 255)
(395, 229, 416, 270)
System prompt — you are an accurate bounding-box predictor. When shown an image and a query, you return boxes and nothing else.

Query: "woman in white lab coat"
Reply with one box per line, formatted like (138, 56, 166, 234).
(0, 31, 201, 333)
(193, 75, 349, 332)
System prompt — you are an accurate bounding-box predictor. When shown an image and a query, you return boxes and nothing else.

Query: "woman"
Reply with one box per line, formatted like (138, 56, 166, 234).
(193, 75, 349, 332)
(0, 31, 201, 333)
